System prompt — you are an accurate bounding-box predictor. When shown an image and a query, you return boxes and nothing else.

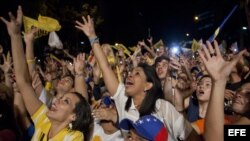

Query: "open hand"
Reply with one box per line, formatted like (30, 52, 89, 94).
(0, 6, 23, 36)
(75, 15, 97, 38)
(198, 40, 247, 81)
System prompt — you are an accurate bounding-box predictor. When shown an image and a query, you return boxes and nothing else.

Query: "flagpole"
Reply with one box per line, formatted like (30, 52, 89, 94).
(209, 5, 238, 42)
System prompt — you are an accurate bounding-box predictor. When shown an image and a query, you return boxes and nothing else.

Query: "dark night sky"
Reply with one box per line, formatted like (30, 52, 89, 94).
(98, 0, 242, 46)
(0, 0, 247, 50)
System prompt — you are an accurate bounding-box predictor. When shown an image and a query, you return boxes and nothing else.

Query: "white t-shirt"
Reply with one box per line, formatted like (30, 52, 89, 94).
(91, 121, 124, 141)
(112, 83, 193, 141)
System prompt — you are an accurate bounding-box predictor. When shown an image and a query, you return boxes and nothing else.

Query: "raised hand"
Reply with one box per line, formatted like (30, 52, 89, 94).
(138, 40, 147, 47)
(0, 54, 12, 73)
(198, 40, 247, 81)
(74, 53, 85, 75)
(75, 15, 96, 38)
(169, 57, 182, 72)
(92, 105, 117, 123)
(147, 36, 153, 46)
(66, 61, 74, 73)
(0, 6, 23, 36)
(24, 27, 39, 43)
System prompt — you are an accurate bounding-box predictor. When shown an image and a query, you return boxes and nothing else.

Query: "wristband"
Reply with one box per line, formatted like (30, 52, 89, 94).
(27, 59, 35, 64)
(89, 37, 99, 46)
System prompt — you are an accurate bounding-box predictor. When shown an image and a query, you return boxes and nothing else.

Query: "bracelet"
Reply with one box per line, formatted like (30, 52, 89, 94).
(27, 59, 35, 64)
(89, 37, 99, 46)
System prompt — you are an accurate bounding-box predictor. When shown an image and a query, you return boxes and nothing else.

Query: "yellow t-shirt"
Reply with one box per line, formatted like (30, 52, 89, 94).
(31, 104, 84, 141)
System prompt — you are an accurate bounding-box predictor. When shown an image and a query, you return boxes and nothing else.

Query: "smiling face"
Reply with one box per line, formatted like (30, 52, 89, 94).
(196, 77, 212, 102)
(47, 93, 79, 124)
(232, 83, 250, 114)
(125, 67, 151, 97)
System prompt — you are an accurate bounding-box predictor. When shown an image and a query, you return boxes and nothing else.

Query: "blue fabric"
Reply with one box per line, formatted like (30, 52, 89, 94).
(93, 84, 101, 100)
(22, 124, 34, 141)
(187, 97, 199, 122)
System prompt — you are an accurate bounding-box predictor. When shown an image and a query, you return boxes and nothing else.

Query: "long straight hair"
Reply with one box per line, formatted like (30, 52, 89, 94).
(125, 63, 164, 117)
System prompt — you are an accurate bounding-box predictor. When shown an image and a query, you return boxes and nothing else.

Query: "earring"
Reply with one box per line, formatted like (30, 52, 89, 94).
(69, 123, 73, 130)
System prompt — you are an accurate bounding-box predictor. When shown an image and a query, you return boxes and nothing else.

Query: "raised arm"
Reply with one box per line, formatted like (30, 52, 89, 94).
(24, 27, 38, 74)
(75, 15, 119, 96)
(74, 53, 88, 100)
(198, 40, 246, 141)
(138, 40, 157, 58)
(0, 6, 42, 115)
(24, 28, 44, 97)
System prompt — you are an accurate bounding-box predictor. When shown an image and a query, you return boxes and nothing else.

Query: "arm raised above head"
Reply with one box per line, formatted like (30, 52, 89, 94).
(0, 6, 42, 116)
(75, 15, 119, 96)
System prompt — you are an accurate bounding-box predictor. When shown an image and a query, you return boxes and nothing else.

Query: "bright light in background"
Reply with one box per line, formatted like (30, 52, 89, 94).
(115, 43, 119, 46)
(80, 41, 84, 45)
(194, 16, 199, 21)
(171, 46, 179, 55)
(242, 26, 247, 30)
(186, 33, 190, 37)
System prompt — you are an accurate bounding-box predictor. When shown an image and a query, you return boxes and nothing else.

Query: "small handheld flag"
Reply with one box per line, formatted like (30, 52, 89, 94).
(208, 5, 238, 42)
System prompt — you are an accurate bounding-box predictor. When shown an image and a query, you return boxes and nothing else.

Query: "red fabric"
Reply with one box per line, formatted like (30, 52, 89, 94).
(154, 127, 168, 141)
(0, 129, 16, 141)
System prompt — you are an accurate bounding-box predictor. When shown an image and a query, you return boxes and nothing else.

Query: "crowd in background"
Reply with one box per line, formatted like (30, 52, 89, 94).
(0, 5, 250, 141)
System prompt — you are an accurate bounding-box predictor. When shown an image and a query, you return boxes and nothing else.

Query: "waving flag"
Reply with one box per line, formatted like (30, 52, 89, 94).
(209, 5, 238, 42)
(23, 15, 61, 38)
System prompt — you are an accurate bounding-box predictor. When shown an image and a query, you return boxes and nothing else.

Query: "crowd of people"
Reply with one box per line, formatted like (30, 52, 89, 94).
(0, 5, 250, 141)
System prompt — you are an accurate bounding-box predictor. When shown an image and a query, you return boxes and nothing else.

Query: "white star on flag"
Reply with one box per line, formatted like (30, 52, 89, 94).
(138, 120, 143, 124)
(146, 118, 151, 122)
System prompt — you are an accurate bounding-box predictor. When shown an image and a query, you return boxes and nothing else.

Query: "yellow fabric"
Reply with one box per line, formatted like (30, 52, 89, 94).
(153, 39, 164, 48)
(38, 15, 61, 32)
(45, 82, 52, 91)
(110, 44, 131, 56)
(31, 105, 84, 141)
(191, 39, 202, 52)
(116, 66, 122, 83)
(214, 28, 220, 37)
(23, 15, 61, 38)
(145, 56, 154, 65)
(50, 54, 62, 64)
(107, 55, 116, 65)
(128, 46, 137, 52)
(92, 135, 101, 141)
(23, 16, 40, 32)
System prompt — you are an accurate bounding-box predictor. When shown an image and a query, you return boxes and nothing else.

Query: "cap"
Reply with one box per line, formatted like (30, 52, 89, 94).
(119, 115, 168, 141)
